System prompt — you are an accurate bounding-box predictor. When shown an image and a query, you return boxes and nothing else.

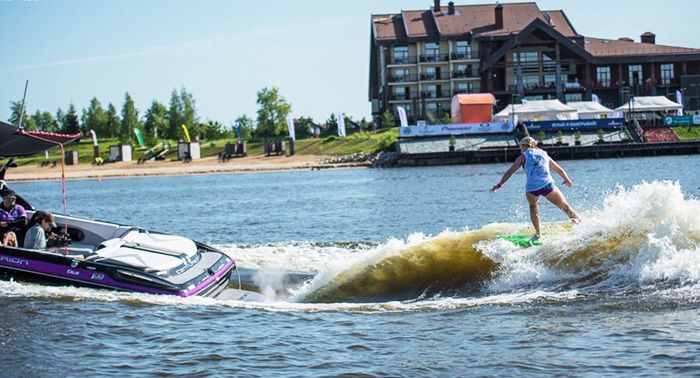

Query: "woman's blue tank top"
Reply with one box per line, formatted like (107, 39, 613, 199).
(523, 148, 554, 192)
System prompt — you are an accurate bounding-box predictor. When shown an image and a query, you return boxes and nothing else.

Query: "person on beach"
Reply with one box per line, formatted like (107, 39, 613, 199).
(491, 136, 581, 239)
(0, 188, 27, 246)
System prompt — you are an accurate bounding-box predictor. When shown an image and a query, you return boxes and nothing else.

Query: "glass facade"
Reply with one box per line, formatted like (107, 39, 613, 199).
(661, 64, 674, 85)
(393, 46, 408, 64)
(597, 66, 611, 87)
(629, 65, 642, 85)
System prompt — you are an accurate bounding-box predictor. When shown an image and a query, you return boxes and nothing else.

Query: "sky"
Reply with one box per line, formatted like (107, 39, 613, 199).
(1, 0, 699, 128)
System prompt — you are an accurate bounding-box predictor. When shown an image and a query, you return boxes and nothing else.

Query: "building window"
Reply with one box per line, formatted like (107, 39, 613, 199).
(393, 46, 408, 64)
(393, 69, 410, 82)
(425, 43, 440, 61)
(565, 93, 583, 102)
(455, 40, 471, 60)
(514, 51, 539, 73)
(515, 75, 540, 89)
(427, 103, 438, 113)
(425, 85, 438, 98)
(424, 67, 436, 80)
(543, 74, 567, 88)
(542, 53, 556, 73)
(456, 82, 473, 94)
(395, 87, 405, 100)
(661, 64, 674, 85)
(597, 66, 611, 87)
(629, 65, 642, 86)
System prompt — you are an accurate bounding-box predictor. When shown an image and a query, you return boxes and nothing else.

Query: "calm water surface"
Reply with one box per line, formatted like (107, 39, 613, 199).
(2, 155, 700, 377)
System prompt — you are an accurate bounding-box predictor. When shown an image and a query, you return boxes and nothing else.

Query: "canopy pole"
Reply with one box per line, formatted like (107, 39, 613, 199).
(17, 80, 29, 130)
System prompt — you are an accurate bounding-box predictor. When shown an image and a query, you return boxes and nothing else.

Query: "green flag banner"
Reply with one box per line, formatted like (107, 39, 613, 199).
(133, 127, 146, 149)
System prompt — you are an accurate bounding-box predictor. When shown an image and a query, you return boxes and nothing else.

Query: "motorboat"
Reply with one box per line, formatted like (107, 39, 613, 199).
(0, 121, 264, 301)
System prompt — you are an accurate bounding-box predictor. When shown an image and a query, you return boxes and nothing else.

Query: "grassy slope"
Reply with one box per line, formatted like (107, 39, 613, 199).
(672, 126, 700, 140)
(13, 128, 399, 166)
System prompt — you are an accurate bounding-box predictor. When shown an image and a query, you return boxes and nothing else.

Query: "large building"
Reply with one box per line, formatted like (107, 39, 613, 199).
(369, 1, 700, 123)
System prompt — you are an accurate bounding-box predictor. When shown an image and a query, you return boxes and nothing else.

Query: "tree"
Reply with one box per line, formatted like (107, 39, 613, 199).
(61, 104, 80, 135)
(179, 88, 198, 138)
(295, 117, 315, 139)
(120, 92, 140, 141)
(143, 100, 168, 140)
(8, 101, 34, 130)
(380, 109, 396, 128)
(440, 112, 451, 125)
(199, 120, 224, 140)
(105, 103, 120, 138)
(235, 115, 255, 140)
(166, 87, 198, 140)
(325, 113, 338, 129)
(31, 110, 58, 133)
(81, 97, 107, 136)
(256, 87, 291, 137)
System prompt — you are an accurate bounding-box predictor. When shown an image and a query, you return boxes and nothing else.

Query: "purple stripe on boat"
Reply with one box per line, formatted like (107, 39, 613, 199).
(181, 259, 234, 296)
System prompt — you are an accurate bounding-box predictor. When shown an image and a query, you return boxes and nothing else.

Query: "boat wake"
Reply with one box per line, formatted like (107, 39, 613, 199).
(2, 180, 700, 311)
(272, 180, 700, 304)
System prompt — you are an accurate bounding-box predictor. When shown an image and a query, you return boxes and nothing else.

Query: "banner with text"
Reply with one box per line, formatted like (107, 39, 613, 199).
(524, 118, 625, 131)
(399, 122, 514, 137)
(663, 115, 700, 126)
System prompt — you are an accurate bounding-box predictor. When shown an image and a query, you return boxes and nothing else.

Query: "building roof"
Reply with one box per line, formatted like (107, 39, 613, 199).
(584, 37, 700, 57)
(402, 10, 439, 39)
(373, 2, 577, 42)
(372, 2, 700, 59)
(372, 14, 406, 42)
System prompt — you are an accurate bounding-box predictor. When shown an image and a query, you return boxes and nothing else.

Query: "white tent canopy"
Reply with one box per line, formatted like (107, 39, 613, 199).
(493, 104, 523, 122)
(567, 101, 623, 119)
(511, 99, 578, 121)
(615, 96, 682, 112)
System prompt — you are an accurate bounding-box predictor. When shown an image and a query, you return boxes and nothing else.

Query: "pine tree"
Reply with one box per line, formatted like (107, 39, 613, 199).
(62, 104, 80, 135)
(120, 92, 140, 141)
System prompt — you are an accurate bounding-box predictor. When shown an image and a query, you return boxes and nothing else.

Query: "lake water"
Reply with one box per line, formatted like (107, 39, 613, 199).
(2, 155, 700, 377)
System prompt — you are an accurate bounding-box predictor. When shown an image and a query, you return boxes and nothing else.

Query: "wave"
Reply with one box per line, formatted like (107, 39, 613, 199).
(288, 181, 700, 303)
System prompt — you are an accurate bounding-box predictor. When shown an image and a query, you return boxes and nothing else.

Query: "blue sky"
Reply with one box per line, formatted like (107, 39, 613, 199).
(1, 0, 698, 128)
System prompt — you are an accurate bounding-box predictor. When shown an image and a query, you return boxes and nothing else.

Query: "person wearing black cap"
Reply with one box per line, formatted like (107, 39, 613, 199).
(0, 188, 27, 246)
(24, 211, 60, 252)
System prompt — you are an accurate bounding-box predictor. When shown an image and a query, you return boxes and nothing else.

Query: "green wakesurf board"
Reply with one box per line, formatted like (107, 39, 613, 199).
(497, 223, 573, 247)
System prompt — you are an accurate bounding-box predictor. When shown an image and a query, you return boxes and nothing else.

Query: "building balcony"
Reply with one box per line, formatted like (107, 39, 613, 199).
(390, 93, 412, 101)
(452, 69, 475, 79)
(450, 52, 476, 61)
(419, 53, 449, 63)
(420, 72, 451, 81)
(507, 80, 586, 92)
(388, 55, 418, 65)
(420, 90, 448, 99)
(453, 89, 475, 96)
(388, 74, 418, 84)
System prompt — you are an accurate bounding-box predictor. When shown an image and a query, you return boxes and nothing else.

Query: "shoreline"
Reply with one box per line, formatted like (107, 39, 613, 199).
(8, 155, 371, 182)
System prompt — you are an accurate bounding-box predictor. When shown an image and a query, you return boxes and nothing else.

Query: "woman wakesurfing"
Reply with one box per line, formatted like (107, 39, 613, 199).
(491, 136, 581, 239)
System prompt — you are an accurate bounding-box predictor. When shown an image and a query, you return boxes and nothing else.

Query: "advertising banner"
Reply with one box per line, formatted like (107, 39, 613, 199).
(663, 115, 700, 126)
(524, 118, 625, 131)
(399, 122, 514, 137)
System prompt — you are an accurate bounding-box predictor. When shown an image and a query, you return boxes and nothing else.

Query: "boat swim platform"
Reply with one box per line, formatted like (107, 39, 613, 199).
(395, 139, 700, 166)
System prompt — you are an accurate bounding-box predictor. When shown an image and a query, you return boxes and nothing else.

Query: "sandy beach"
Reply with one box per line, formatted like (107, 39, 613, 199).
(8, 154, 370, 182)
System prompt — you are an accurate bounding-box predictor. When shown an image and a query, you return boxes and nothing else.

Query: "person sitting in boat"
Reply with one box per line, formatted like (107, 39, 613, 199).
(24, 211, 61, 252)
(0, 188, 27, 246)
